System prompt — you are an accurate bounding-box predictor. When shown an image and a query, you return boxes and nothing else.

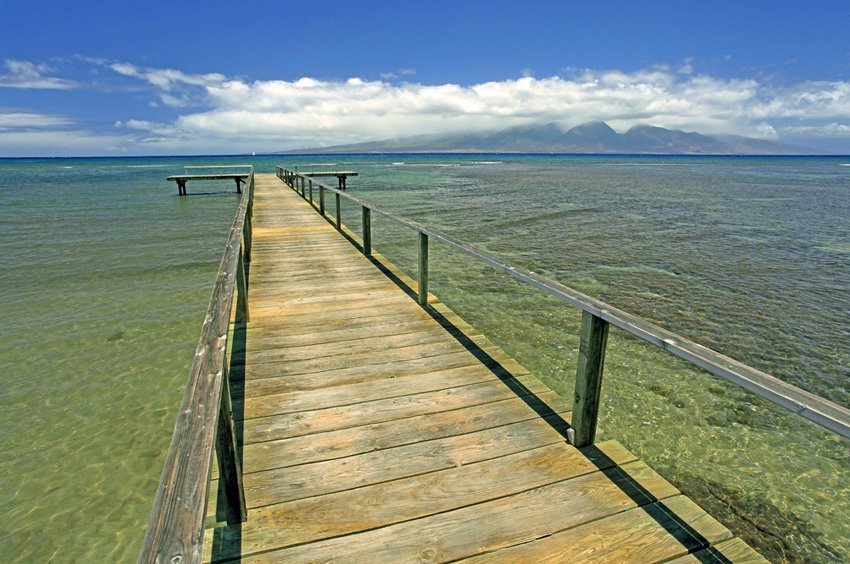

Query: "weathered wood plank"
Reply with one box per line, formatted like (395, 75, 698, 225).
(668, 537, 769, 563)
(236, 329, 469, 367)
(236, 364, 516, 413)
(247, 293, 413, 319)
(241, 374, 553, 443)
(235, 350, 483, 396)
(207, 442, 644, 560)
(239, 390, 571, 473)
(243, 299, 430, 329)
(239, 317, 444, 353)
(209, 416, 578, 515)
(462, 495, 732, 562)
(215, 451, 674, 562)
(240, 340, 478, 380)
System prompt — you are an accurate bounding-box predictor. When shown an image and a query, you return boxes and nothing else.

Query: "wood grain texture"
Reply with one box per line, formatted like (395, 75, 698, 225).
(462, 495, 732, 563)
(571, 310, 609, 446)
(224, 452, 674, 563)
(668, 538, 769, 563)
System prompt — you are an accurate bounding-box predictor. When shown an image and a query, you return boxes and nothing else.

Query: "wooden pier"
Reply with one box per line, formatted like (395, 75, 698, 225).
(141, 164, 850, 562)
(139, 171, 786, 563)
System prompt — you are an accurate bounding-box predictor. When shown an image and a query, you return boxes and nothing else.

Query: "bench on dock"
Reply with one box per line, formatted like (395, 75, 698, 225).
(299, 170, 358, 189)
(167, 166, 254, 195)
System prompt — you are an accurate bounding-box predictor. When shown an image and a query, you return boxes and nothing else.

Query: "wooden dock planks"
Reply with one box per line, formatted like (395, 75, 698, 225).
(202, 173, 762, 562)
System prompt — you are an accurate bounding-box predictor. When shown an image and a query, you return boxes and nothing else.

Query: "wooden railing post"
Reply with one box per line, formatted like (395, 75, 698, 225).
(300, 177, 306, 198)
(308, 179, 313, 204)
(418, 232, 429, 306)
(215, 365, 247, 524)
(236, 246, 249, 322)
(362, 206, 371, 256)
(570, 310, 609, 447)
(319, 186, 325, 215)
(335, 192, 341, 230)
(243, 215, 252, 263)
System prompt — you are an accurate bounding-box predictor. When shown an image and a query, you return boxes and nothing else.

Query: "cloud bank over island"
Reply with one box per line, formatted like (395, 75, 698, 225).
(2, 58, 850, 155)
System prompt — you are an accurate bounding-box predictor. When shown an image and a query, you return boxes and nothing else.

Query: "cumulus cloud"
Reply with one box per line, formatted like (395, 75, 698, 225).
(0, 60, 77, 89)
(108, 64, 850, 152)
(108, 62, 225, 107)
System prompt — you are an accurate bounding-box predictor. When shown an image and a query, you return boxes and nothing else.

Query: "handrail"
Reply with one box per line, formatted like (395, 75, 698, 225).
(139, 173, 254, 563)
(276, 166, 850, 441)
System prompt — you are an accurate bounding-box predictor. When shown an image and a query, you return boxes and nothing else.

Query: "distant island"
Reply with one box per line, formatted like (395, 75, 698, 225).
(282, 121, 819, 155)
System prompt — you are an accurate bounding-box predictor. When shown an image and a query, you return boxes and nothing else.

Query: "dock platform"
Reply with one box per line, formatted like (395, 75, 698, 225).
(167, 173, 251, 196)
(198, 173, 764, 562)
(295, 170, 358, 189)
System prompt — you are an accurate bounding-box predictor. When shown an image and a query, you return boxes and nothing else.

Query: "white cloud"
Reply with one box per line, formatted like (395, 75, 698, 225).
(782, 122, 850, 137)
(0, 111, 72, 129)
(0, 129, 133, 156)
(0, 60, 77, 89)
(108, 62, 226, 90)
(132, 69, 848, 150)
(107, 62, 225, 107)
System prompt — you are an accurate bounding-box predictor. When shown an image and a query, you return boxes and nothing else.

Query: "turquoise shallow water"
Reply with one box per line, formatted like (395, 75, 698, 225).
(1, 154, 848, 561)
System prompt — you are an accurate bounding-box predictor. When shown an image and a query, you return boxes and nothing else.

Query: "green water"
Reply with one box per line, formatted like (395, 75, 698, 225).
(1, 155, 848, 562)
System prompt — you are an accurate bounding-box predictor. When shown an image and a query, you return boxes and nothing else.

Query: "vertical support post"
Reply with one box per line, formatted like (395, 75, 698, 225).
(362, 206, 371, 256)
(215, 365, 247, 524)
(335, 192, 341, 230)
(308, 179, 313, 204)
(319, 186, 325, 215)
(236, 246, 249, 322)
(242, 214, 252, 263)
(418, 232, 429, 306)
(570, 311, 609, 447)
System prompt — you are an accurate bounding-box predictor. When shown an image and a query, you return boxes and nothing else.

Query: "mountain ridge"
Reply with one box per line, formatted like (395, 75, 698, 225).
(281, 121, 820, 155)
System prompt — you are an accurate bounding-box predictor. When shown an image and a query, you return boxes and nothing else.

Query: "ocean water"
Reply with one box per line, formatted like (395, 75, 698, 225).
(1, 154, 848, 562)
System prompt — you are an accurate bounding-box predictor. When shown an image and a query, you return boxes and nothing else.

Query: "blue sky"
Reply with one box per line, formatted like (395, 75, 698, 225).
(2, 0, 850, 155)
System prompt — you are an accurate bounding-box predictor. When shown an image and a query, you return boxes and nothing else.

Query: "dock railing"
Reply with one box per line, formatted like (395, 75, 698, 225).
(276, 165, 850, 444)
(139, 172, 254, 563)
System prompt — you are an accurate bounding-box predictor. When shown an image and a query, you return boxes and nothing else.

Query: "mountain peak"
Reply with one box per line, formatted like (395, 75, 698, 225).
(282, 120, 817, 155)
(567, 121, 618, 137)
